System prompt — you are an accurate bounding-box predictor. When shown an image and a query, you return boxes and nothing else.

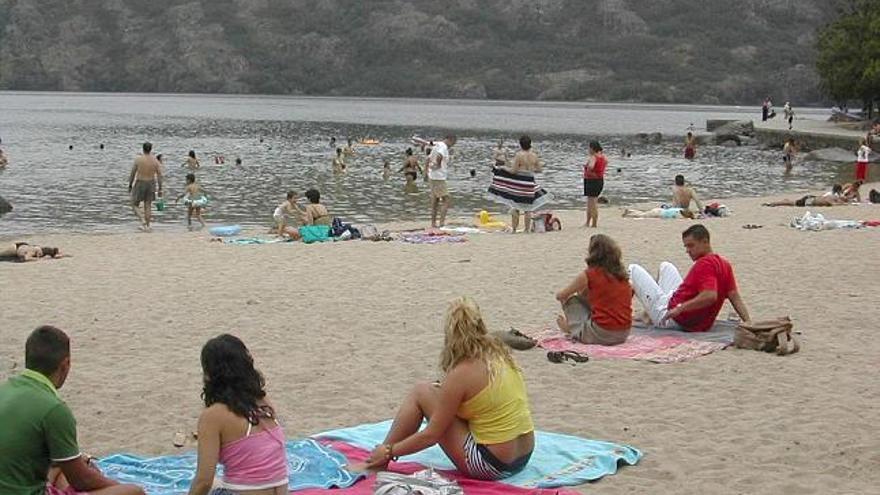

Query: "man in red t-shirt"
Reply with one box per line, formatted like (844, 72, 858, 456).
(628, 224, 751, 331)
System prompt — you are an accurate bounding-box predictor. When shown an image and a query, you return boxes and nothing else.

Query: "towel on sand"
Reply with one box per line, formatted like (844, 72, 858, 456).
(296, 441, 578, 495)
(315, 420, 641, 489)
(223, 237, 292, 245)
(95, 438, 361, 494)
(401, 233, 468, 244)
(520, 320, 734, 364)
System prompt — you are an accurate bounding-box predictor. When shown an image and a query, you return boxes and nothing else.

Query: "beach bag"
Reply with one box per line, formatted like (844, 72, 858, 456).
(869, 189, 880, 204)
(734, 317, 799, 355)
(373, 470, 463, 495)
(330, 217, 361, 239)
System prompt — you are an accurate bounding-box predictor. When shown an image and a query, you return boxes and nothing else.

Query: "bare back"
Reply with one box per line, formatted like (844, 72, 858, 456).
(672, 185, 695, 209)
(510, 150, 541, 175)
(134, 154, 161, 181)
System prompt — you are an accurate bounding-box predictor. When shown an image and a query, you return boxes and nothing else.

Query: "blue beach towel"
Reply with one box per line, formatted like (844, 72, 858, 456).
(223, 237, 292, 245)
(315, 420, 641, 489)
(95, 439, 362, 495)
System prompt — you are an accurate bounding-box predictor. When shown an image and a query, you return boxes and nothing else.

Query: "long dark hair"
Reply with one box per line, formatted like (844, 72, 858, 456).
(201, 334, 270, 423)
(586, 234, 627, 281)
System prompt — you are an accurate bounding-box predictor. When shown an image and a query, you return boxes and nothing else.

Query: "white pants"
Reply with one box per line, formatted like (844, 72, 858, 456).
(628, 262, 684, 329)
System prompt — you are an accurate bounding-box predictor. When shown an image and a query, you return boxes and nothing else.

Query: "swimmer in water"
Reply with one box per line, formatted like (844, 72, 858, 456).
(343, 139, 355, 159)
(493, 139, 508, 168)
(333, 148, 346, 174)
(0, 148, 8, 169)
(183, 150, 201, 170)
(399, 148, 422, 193)
(382, 159, 392, 180)
(175, 173, 208, 229)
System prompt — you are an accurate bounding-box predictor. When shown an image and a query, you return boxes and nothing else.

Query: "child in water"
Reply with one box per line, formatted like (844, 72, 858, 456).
(175, 173, 208, 228)
(382, 159, 392, 180)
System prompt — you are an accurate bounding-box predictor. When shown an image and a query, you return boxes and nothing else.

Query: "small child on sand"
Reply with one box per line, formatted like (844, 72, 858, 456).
(175, 173, 208, 229)
(273, 191, 301, 236)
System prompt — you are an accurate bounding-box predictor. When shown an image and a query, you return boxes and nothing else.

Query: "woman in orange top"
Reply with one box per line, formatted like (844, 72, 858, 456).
(555, 234, 633, 345)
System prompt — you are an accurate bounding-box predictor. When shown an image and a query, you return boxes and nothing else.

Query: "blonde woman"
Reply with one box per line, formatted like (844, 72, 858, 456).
(360, 297, 535, 480)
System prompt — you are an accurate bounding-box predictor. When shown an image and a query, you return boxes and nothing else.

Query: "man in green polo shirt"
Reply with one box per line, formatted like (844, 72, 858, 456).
(0, 325, 143, 495)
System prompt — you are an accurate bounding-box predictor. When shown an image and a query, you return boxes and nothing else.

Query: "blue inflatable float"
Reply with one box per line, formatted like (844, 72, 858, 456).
(209, 225, 242, 237)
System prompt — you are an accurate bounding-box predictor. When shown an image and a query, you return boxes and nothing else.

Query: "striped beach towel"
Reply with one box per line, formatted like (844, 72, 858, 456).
(487, 168, 551, 211)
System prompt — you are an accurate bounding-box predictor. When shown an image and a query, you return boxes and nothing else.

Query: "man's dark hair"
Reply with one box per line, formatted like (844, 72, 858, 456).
(305, 188, 321, 204)
(25, 326, 70, 375)
(675, 175, 685, 186)
(519, 135, 532, 150)
(682, 224, 710, 242)
(286, 190, 295, 200)
(143, 142, 153, 153)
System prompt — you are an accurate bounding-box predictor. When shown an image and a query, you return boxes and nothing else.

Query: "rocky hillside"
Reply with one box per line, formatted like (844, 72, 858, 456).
(0, 0, 834, 104)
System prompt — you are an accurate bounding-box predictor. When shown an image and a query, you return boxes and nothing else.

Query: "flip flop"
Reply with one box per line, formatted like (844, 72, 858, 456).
(547, 350, 590, 364)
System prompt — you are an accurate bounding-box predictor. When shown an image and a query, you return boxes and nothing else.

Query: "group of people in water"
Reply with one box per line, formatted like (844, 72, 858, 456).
(0, 221, 751, 494)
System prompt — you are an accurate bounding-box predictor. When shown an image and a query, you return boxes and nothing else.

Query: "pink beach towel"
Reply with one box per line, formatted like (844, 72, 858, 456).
(521, 326, 728, 364)
(295, 440, 578, 495)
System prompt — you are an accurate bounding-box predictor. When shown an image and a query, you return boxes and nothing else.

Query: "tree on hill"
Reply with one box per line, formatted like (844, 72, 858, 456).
(816, 0, 880, 117)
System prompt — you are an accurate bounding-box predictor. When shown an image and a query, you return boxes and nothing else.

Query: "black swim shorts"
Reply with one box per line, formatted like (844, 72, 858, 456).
(583, 178, 604, 198)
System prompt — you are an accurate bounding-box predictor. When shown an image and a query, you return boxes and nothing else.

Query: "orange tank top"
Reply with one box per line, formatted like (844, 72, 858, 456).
(586, 267, 633, 331)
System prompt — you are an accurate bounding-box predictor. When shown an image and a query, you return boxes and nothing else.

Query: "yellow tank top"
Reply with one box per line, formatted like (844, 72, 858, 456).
(457, 360, 534, 444)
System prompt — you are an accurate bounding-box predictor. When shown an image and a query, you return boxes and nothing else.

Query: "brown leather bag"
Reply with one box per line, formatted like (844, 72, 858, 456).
(734, 317, 800, 355)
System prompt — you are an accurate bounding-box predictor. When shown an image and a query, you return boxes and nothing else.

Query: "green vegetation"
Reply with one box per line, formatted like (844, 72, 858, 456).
(0, 0, 834, 104)
(816, 0, 880, 116)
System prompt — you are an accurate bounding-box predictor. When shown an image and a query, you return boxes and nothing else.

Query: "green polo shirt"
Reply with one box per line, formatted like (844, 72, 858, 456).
(0, 369, 80, 495)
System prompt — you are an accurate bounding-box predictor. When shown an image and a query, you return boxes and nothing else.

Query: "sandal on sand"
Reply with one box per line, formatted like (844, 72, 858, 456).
(742, 224, 763, 229)
(172, 431, 187, 448)
(547, 350, 590, 364)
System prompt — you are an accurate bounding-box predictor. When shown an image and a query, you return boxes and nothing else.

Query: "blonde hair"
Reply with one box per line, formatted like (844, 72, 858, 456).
(439, 296, 517, 376)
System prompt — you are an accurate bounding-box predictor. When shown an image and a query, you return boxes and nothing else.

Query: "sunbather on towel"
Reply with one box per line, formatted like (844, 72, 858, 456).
(359, 296, 535, 481)
(762, 184, 849, 207)
(188, 334, 289, 495)
(1, 242, 66, 262)
(280, 188, 332, 240)
(628, 224, 751, 332)
(622, 207, 695, 219)
(554, 234, 633, 345)
(0, 326, 144, 495)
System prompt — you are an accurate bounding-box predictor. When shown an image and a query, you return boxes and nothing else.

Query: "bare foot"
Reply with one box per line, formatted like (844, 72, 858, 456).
(556, 314, 571, 335)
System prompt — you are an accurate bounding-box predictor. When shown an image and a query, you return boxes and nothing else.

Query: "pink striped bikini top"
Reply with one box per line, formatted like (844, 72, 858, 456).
(218, 422, 289, 490)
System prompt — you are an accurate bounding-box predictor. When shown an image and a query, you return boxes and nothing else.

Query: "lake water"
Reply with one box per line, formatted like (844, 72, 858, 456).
(0, 92, 848, 235)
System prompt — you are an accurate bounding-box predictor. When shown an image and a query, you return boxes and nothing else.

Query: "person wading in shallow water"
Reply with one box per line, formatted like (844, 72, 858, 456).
(128, 142, 163, 232)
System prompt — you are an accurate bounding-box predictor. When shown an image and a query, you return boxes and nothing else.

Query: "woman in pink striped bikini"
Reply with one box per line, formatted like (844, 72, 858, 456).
(188, 335, 289, 495)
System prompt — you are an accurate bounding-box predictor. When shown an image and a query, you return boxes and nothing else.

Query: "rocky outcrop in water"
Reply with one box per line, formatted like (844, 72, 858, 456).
(0, 0, 832, 104)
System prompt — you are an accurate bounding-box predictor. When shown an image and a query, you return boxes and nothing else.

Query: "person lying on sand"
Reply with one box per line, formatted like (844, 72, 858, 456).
(622, 207, 695, 219)
(0, 326, 144, 495)
(1, 242, 66, 262)
(356, 296, 535, 481)
(554, 234, 632, 346)
(628, 224, 751, 332)
(187, 334, 289, 495)
(762, 184, 849, 207)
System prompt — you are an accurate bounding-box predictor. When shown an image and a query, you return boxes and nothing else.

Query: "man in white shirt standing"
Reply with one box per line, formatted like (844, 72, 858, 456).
(427, 135, 457, 228)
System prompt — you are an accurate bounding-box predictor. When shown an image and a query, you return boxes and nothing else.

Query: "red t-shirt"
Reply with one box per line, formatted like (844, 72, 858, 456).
(667, 254, 738, 332)
(584, 155, 607, 179)
(586, 267, 632, 330)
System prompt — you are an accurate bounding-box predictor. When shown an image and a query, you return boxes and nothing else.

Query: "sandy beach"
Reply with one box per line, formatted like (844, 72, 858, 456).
(2, 186, 879, 494)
